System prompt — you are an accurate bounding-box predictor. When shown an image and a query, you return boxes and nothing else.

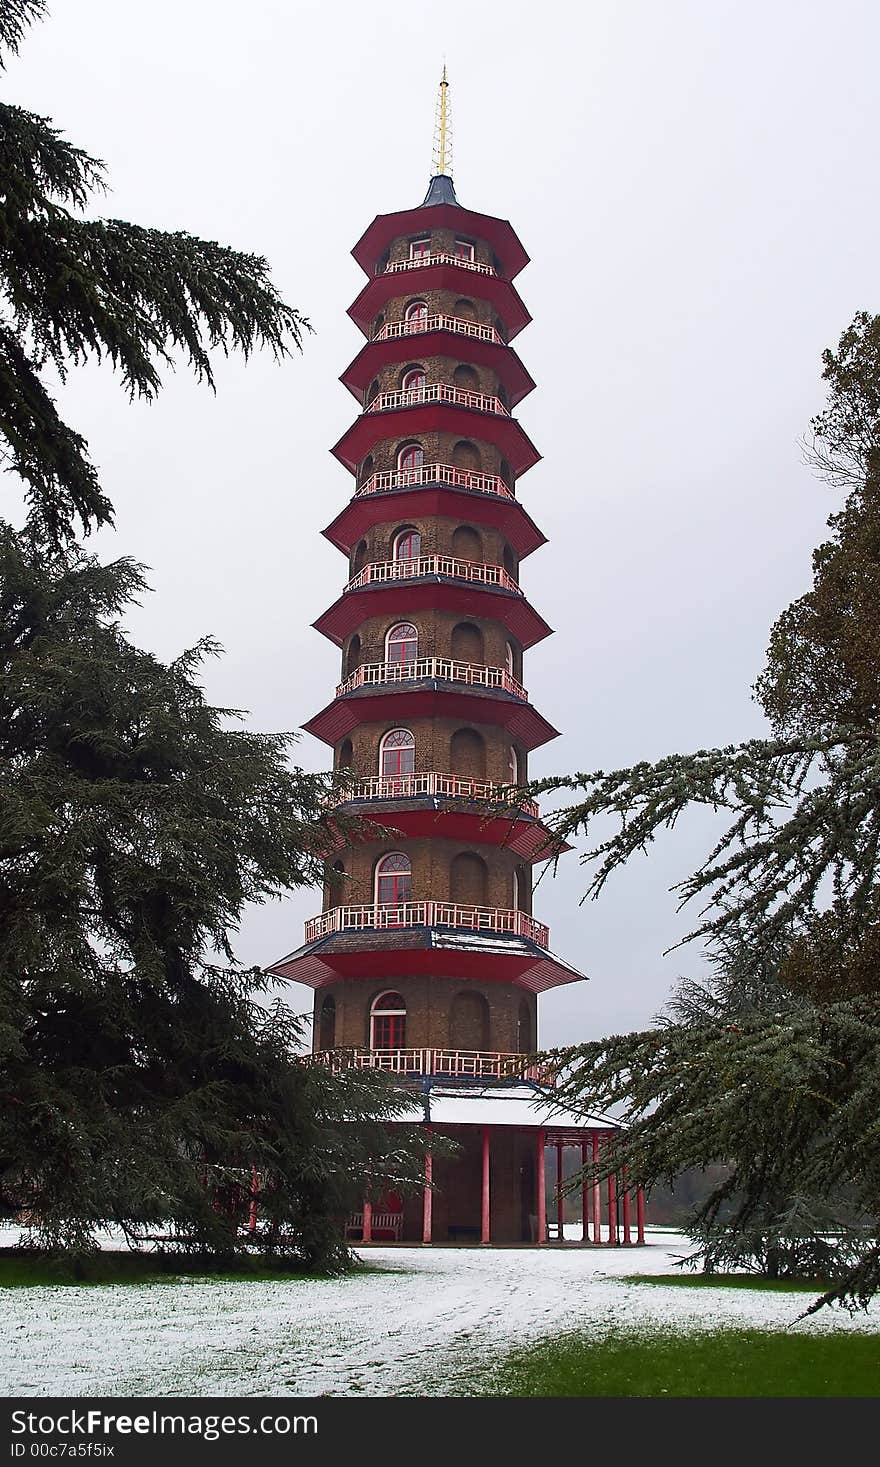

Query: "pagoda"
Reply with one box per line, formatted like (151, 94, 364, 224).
(268, 74, 645, 1246)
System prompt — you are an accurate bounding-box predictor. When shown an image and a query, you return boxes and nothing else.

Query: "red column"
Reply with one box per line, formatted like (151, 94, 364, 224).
(481, 1127, 491, 1245)
(362, 1198, 372, 1244)
(622, 1167, 632, 1245)
(422, 1127, 433, 1245)
(536, 1129, 547, 1244)
(556, 1141, 564, 1243)
(581, 1142, 590, 1245)
(607, 1170, 617, 1246)
(591, 1132, 602, 1244)
(637, 1185, 646, 1244)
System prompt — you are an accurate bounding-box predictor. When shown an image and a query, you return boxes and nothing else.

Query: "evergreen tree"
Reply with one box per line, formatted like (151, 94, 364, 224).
(0, 1, 428, 1264)
(536, 311, 880, 1309)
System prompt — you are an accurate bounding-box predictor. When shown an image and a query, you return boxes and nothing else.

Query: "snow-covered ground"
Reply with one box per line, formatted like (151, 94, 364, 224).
(2, 1229, 878, 1397)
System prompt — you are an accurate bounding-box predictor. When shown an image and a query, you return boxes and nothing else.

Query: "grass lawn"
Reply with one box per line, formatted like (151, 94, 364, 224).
(0, 1248, 372, 1288)
(622, 1273, 827, 1294)
(480, 1329, 880, 1397)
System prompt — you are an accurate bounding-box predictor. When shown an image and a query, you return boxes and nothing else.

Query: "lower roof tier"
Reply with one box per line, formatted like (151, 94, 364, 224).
(313, 578, 552, 650)
(327, 799, 570, 864)
(324, 484, 547, 560)
(304, 681, 559, 750)
(267, 925, 587, 994)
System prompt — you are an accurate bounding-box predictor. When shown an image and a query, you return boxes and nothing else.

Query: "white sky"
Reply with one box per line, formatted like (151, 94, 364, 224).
(5, 0, 879, 1045)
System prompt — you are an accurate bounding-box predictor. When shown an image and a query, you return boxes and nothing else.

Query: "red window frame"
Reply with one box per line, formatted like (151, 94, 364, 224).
(375, 854, 412, 906)
(380, 729, 415, 778)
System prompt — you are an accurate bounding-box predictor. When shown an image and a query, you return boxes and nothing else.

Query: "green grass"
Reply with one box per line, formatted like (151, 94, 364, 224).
(0, 1248, 398, 1288)
(479, 1329, 880, 1397)
(623, 1272, 827, 1294)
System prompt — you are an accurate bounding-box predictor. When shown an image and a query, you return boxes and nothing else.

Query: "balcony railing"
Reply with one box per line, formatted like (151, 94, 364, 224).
(365, 382, 509, 417)
(335, 769, 540, 818)
(383, 252, 497, 278)
(305, 901, 549, 946)
(357, 462, 514, 500)
(346, 555, 520, 595)
(336, 656, 527, 701)
(375, 313, 503, 345)
(312, 1047, 553, 1084)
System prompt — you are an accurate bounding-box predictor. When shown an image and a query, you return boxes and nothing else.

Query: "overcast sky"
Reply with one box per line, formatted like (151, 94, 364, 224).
(6, 1, 879, 1045)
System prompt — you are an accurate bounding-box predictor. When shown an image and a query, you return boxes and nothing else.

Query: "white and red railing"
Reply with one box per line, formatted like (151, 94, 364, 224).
(313, 1047, 553, 1084)
(365, 382, 509, 417)
(346, 555, 520, 595)
(304, 901, 549, 947)
(383, 252, 497, 278)
(357, 462, 514, 500)
(335, 769, 540, 818)
(336, 656, 527, 701)
(375, 314, 503, 345)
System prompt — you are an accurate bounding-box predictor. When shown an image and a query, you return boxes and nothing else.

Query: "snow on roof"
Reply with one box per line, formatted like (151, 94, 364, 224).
(423, 1083, 619, 1131)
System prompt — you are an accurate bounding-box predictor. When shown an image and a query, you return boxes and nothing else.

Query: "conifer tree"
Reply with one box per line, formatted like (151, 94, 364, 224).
(536, 311, 880, 1308)
(0, 0, 426, 1264)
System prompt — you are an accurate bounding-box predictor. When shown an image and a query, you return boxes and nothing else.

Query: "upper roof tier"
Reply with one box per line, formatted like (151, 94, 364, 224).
(352, 178, 530, 282)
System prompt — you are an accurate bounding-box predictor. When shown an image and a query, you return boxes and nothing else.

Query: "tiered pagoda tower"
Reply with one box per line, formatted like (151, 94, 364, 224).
(269, 80, 644, 1246)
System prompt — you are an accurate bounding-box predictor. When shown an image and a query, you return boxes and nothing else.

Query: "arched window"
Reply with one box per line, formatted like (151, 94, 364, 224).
(386, 622, 418, 664)
(452, 439, 481, 471)
(404, 300, 428, 326)
(451, 727, 486, 779)
(453, 364, 480, 393)
(451, 621, 483, 663)
(505, 641, 516, 677)
(366, 377, 380, 407)
(401, 366, 426, 395)
(450, 990, 490, 1050)
(358, 455, 374, 488)
(451, 525, 482, 562)
(454, 298, 477, 321)
(370, 991, 406, 1050)
(380, 728, 415, 778)
(397, 441, 424, 474)
(508, 744, 519, 785)
(375, 852, 412, 906)
(337, 738, 354, 769)
(345, 634, 361, 678)
(393, 527, 421, 562)
(450, 851, 488, 906)
(319, 995, 336, 1051)
(409, 238, 431, 260)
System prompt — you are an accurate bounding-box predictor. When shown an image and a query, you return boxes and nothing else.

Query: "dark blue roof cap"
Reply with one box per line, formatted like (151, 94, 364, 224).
(421, 174, 459, 207)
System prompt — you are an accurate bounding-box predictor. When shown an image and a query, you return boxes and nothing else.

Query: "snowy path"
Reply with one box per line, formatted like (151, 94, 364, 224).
(2, 1231, 878, 1397)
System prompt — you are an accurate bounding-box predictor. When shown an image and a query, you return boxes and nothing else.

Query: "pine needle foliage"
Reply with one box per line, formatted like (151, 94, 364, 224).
(0, 1, 307, 544)
(0, 528, 428, 1264)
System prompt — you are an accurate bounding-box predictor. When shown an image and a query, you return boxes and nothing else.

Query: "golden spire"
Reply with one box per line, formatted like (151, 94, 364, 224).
(432, 64, 453, 178)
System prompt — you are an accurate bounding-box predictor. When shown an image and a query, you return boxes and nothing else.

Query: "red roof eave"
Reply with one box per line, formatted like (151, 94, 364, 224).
(330, 404, 541, 478)
(313, 581, 553, 650)
(340, 332, 536, 409)
(321, 487, 548, 561)
(267, 942, 583, 993)
(348, 267, 531, 339)
(352, 203, 530, 281)
(303, 686, 560, 751)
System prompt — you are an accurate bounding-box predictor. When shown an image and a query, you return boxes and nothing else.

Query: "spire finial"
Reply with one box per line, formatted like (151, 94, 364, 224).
(432, 64, 453, 179)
